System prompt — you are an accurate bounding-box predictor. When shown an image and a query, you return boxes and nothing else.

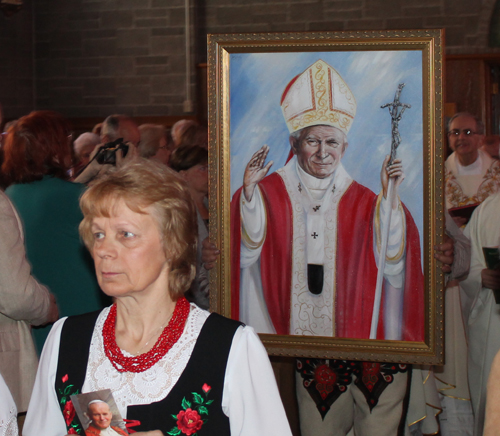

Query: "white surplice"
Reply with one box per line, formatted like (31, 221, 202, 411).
(461, 192, 500, 436)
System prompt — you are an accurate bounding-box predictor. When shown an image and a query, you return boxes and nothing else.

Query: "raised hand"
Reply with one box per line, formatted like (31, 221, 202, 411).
(116, 141, 139, 166)
(243, 145, 273, 202)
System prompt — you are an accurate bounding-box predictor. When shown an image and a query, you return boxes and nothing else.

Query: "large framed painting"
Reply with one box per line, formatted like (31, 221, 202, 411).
(207, 29, 445, 364)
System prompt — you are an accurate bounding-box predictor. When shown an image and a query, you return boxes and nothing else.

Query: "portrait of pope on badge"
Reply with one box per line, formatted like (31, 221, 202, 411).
(229, 54, 425, 342)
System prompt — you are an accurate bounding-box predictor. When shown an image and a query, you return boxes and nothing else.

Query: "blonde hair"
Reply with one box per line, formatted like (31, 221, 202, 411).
(79, 158, 197, 300)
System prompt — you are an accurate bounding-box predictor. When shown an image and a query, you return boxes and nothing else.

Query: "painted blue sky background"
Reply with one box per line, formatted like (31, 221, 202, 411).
(229, 50, 424, 250)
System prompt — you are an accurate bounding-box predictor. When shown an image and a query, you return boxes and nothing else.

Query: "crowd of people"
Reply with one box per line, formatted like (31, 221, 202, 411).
(1, 99, 500, 436)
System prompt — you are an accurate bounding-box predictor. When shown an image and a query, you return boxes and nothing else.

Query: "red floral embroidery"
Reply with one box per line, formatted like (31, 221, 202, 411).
(176, 409, 203, 436)
(314, 364, 336, 400)
(63, 400, 76, 426)
(58, 375, 81, 434)
(361, 362, 381, 392)
(168, 384, 214, 436)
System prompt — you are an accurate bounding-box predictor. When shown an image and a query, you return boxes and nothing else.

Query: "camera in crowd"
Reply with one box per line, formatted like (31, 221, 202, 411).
(95, 138, 129, 165)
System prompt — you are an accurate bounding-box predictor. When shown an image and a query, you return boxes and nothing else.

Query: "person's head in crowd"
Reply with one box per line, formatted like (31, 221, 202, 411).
(1, 110, 72, 186)
(74, 132, 101, 167)
(101, 115, 140, 147)
(447, 112, 484, 166)
(79, 158, 198, 300)
(169, 145, 209, 198)
(178, 124, 208, 150)
(171, 119, 198, 147)
(481, 134, 500, 160)
(159, 128, 175, 165)
(138, 124, 171, 163)
(92, 122, 103, 136)
(87, 400, 112, 430)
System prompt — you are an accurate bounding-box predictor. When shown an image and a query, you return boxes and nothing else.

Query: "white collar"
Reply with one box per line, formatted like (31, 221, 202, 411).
(296, 160, 336, 200)
(296, 161, 336, 190)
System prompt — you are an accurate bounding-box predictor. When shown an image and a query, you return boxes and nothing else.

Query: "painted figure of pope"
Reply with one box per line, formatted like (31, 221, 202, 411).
(230, 59, 424, 341)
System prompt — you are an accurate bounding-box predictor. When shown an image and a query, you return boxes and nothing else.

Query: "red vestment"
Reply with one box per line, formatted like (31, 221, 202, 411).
(231, 172, 424, 341)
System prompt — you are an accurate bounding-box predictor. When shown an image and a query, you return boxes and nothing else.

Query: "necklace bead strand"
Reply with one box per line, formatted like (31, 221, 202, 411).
(102, 297, 190, 373)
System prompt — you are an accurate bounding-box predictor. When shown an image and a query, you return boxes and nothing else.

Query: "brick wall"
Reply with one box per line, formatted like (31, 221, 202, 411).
(1, 0, 500, 120)
(203, 0, 499, 54)
(0, 1, 34, 121)
(33, 0, 196, 118)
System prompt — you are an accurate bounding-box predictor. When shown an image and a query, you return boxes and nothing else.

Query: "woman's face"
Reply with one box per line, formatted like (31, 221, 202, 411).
(91, 199, 169, 299)
(181, 163, 208, 195)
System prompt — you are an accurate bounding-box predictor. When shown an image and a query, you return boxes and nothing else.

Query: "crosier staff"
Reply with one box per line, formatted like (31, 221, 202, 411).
(370, 83, 411, 339)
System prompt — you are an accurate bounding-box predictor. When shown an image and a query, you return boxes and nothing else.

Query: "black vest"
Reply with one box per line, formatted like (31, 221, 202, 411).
(55, 310, 242, 435)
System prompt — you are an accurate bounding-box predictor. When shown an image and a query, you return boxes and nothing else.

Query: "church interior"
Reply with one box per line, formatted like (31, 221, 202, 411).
(2, 1, 500, 435)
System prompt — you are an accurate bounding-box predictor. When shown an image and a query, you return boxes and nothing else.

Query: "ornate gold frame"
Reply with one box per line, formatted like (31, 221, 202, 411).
(208, 29, 444, 364)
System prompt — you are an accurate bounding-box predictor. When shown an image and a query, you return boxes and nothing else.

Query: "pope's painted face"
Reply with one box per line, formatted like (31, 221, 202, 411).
(291, 125, 347, 179)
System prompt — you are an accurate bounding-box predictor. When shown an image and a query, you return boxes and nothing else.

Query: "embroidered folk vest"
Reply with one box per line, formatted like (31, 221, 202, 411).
(55, 310, 242, 435)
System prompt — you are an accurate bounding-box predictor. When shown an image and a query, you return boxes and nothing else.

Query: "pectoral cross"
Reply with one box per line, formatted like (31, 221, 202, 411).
(313, 205, 321, 212)
(311, 232, 319, 239)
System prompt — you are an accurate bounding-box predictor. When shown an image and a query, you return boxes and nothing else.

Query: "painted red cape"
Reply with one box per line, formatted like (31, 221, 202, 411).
(231, 172, 424, 341)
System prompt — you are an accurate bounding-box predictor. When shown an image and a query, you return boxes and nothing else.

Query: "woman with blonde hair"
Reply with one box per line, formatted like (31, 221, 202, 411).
(24, 159, 291, 436)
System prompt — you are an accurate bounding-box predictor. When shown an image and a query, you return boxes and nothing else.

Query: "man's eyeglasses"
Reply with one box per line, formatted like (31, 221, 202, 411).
(447, 129, 477, 137)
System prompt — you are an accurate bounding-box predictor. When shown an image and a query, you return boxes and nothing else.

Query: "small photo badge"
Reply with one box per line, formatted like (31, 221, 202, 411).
(70, 389, 129, 435)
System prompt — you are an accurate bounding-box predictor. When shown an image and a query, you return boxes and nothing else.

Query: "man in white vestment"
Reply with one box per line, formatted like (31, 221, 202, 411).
(460, 192, 500, 436)
(445, 113, 500, 227)
(441, 112, 500, 436)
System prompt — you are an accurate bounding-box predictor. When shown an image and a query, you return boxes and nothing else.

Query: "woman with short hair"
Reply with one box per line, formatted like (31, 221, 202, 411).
(24, 159, 291, 436)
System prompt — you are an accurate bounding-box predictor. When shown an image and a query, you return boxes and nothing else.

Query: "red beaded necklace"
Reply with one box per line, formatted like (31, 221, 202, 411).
(102, 297, 190, 373)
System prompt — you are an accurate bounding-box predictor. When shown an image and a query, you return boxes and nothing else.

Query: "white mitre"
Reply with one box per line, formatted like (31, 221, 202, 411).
(280, 59, 357, 135)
